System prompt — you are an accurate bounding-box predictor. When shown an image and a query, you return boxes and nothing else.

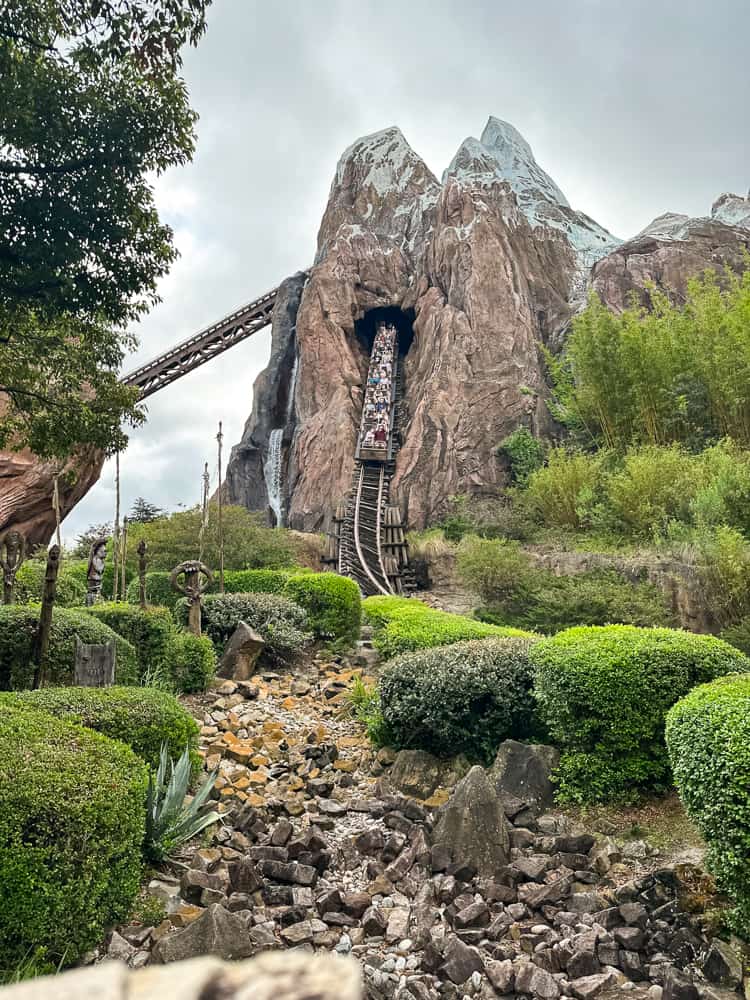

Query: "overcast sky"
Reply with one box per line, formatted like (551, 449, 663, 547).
(62, 0, 750, 542)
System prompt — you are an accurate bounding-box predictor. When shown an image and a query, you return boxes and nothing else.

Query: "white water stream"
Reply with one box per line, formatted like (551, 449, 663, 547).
(264, 428, 284, 526)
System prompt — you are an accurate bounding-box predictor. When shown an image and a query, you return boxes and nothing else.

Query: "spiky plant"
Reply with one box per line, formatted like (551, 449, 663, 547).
(144, 743, 220, 862)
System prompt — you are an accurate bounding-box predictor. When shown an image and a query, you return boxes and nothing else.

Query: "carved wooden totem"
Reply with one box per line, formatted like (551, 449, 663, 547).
(86, 536, 108, 606)
(170, 559, 212, 636)
(0, 529, 26, 604)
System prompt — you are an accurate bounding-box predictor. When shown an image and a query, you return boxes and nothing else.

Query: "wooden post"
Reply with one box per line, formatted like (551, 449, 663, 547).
(137, 539, 148, 609)
(217, 421, 225, 594)
(32, 544, 60, 689)
(120, 515, 128, 601)
(112, 451, 120, 601)
(170, 560, 212, 637)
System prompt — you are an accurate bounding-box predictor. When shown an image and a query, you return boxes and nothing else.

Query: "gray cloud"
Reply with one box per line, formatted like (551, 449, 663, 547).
(63, 0, 750, 541)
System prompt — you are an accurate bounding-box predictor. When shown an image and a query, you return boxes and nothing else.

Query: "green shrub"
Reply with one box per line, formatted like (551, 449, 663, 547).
(363, 595, 533, 659)
(526, 449, 602, 530)
(380, 637, 541, 762)
(84, 602, 174, 679)
(604, 445, 699, 539)
(456, 535, 536, 613)
(695, 525, 750, 627)
(125, 571, 178, 610)
(15, 558, 86, 608)
(165, 631, 215, 693)
(532, 625, 749, 803)
(666, 674, 750, 935)
(177, 592, 310, 664)
(346, 676, 391, 747)
(719, 617, 750, 657)
(480, 568, 673, 634)
(0, 706, 148, 967)
(284, 572, 361, 643)
(497, 427, 545, 486)
(0, 686, 199, 771)
(0, 605, 138, 690)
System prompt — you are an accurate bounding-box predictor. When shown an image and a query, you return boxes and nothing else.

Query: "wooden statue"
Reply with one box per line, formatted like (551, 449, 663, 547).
(74, 637, 116, 687)
(85, 536, 108, 606)
(137, 539, 148, 609)
(0, 529, 26, 604)
(32, 544, 60, 688)
(170, 559, 212, 636)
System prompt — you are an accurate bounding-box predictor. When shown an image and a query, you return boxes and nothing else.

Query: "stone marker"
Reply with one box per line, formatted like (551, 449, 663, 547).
(217, 621, 265, 680)
(152, 904, 255, 964)
(432, 764, 511, 876)
(489, 739, 560, 818)
(74, 636, 116, 686)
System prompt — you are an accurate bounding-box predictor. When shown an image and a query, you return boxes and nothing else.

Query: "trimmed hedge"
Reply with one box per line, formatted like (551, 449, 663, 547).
(532, 625, 749, 804)
(15, 558, 87, 608)
(0, 686, 200, 771)
(85, 602, 174, 678)
(125, 571, 177, 609)
(0, 605, 138, 690)
(284, 573, 360, 643)
(176, 592, 310, 664)
(363, 595, 533, 659)
(0, 706, 148, 967)
(380, 636, 542, 762)
(166, 631, 216, 693)
(224, 569, 291, 594)
(667, 674, 750, 935)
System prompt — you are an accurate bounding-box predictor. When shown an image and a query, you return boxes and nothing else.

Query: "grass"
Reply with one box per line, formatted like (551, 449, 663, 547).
(561, 791, 704, 857)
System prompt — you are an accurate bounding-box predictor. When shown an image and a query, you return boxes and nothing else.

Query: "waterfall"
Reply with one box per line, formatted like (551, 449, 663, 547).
(285, 353, 298, 425)
(264, 428, 284, 527)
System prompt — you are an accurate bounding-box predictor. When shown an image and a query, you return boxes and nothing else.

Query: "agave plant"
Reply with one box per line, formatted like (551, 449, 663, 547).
(144, 743, 220, 863)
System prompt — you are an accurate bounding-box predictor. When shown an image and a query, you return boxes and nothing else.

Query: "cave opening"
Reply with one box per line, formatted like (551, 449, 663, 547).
(355, 305, 415, 356)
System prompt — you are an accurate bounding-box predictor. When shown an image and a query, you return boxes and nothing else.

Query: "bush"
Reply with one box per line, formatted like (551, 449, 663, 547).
(177, 592, 310, 664)
(695, 525, 750, 627)
(456, 535, 536, 613)
(15, 558, 86, 607)
(284, 573, 361, 643)
(165, 631, 215, 693)
(525, 449, 602, 530)
(532, 625, 749, 803)
(666, 674, 750, 935)
(480, 568, 674, 634)
(125, 571, 178, 610)
(380, 637, 541, 762)
(0, 686, 199, 771)
(84, 602, 174, 679)
(604, 445, 699, 539)
(0, 605, 138, 690)
(497, 427, 545, 486)
(363, 595, 533, 659)
(0, 706, 148, 967)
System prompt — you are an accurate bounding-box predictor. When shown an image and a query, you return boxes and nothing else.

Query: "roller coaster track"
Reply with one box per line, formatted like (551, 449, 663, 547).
(121, 286, 280, 399)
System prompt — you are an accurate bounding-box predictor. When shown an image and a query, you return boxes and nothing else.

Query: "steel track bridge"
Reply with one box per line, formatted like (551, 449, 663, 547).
(121, 286, 280, 399)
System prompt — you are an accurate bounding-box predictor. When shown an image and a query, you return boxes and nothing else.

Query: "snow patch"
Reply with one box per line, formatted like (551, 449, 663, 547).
(335, 127, 425, 197)
(712, 191, 750, 229)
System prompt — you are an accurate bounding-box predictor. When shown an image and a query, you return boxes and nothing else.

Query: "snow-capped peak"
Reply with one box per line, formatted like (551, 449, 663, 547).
(479, 116, 571, 210)
(712, 190, 750, 230)
(334, 126, 437, 198)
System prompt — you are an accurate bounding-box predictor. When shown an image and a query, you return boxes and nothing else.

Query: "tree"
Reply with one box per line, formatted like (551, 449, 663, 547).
(0, 0, 212, 459)
(128, 497, 165, 523)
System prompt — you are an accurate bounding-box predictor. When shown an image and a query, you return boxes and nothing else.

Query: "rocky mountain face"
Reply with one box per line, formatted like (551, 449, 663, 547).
(226, 118, 749, 532)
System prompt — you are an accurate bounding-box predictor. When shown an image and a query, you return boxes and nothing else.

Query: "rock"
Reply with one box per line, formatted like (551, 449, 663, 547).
(152, 904, 256, 963)
(385, 907, 411, 943)
(432, 765, 511, 876)
(490, 741, 560, 818)
(486, 958, 515, 993)
(362, 905, 388, 937)
(217, 622, 265, 681)
(388, 749, 470, 800)
(108, 929, 136, 963)
(454, 900, 490, 929)
(701, 940, 743, 988)
(258, 859, 317, 886)
(441, 934, 485, 985)
(0, 960, 128, 999)
(662, 968, 700, 1000)
(570, 972, 619, 999)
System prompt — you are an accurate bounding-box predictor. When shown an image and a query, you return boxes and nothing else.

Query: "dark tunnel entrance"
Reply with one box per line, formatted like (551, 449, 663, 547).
(355, 305, 415, 356)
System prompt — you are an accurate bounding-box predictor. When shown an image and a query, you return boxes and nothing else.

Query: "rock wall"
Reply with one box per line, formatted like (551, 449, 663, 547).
(228, 118, 749, 532)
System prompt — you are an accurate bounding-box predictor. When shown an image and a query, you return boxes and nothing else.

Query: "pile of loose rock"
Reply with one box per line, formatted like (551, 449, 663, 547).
(105, 657, 746, 1000)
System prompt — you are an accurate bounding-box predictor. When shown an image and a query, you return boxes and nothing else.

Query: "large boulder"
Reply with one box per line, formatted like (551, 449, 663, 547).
(489, 740, 559, 819)
(152, 904, 255, 964)
(432, 765, 511, 876)
(388, 748, 470, 800)
(217, 622, 265, 681)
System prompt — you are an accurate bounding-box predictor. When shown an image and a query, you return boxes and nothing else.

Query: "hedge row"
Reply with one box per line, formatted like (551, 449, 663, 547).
(127, 569, 360, 643)
(84, 602, 215, 693)
(380, 637, 541, 762)
(363, 595, 533, 659)
(0, 686, 199, 772)
(667, 675, 750, 936)
(0, 605, 139, 690)
(0, 706, 148, 968)
(530, 626, 749, 803)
